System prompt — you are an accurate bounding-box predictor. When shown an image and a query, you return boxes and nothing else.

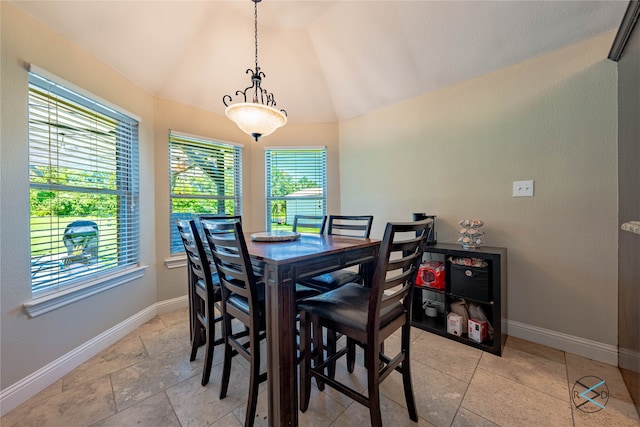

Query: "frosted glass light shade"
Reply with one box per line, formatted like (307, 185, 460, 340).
(225, 102, 287, 141)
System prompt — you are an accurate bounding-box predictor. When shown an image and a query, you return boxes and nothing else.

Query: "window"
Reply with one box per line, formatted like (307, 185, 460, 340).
(265, 147, 326, 231)
(28, 70, 140, 295)
(169, 131, 242, 254)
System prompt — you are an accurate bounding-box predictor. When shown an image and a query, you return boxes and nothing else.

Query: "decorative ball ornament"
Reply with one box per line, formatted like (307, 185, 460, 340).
(458, 219, 485, 248)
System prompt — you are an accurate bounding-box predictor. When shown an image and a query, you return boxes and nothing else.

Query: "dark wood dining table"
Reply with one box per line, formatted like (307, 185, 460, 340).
(244, 232, 380, 426)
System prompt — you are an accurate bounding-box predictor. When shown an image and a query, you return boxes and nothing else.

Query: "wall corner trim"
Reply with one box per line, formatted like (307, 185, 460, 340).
(608, 0, 640, 61)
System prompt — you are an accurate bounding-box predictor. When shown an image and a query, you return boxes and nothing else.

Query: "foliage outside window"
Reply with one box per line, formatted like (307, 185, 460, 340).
(169, 132, 242, 254)
(265, 147, 326, 231)
(28, 71, 140, 295)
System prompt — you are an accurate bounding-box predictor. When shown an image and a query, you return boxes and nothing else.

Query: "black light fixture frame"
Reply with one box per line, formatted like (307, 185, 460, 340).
(222, 0, 287, 118)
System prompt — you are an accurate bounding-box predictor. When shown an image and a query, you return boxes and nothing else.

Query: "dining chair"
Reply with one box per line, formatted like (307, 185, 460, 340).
(298, 218, 433, 427)
(297, 215, 374, 378)
(176, 219, 224, 386)
(292, 214, 327, 234)
(201, 220, 267, 427)
(199, 214, 242, 226)
(299, 215, 374, 292)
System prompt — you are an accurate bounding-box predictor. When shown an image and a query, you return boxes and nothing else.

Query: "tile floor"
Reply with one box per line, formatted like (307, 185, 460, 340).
(2, 307, 639, 427)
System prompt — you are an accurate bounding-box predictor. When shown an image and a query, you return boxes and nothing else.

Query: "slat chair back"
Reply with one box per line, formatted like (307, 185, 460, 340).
(201, 219, 267, 427)
(327, 215, 373, 238)
(292, 214, 327, 234)
(298, 218, 433, 426)
(368, 220, 429, 335)
(202, 221, 262, 331)
(176, 219, 221, 386)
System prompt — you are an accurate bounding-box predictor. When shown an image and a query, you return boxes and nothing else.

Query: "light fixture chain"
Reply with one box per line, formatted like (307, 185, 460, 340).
(254, 0, 258, 71)
(222, 0, 287, 142)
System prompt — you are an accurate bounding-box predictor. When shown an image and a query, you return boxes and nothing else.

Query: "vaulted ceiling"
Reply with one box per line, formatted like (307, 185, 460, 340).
(12, 0, 628, 123)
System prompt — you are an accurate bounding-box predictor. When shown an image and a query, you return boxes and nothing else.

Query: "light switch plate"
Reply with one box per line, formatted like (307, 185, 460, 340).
(513, 180, 534, 197)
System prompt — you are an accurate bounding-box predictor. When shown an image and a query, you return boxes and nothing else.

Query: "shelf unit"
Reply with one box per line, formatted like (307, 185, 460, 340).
(412, 243, 507, 356)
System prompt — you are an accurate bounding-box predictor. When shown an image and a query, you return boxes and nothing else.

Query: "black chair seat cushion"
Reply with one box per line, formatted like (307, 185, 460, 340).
(228, 281, 266, 316)
(302, 270, 361, 292)
(297, 283, 404, 332)
(195, 277, 222, 301)
(295, 283, 323, 300)
(210, 271, 222, 301)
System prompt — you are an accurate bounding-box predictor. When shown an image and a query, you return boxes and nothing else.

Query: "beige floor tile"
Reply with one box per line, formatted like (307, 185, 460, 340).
(5, 308, 640, 427)
(478, 345, 569, 400)
(411, 331, 483, 383)
(331, 394, 436, 426)
(232, 388, 269, 427)
(139, 320, 192, 356)
(298, 383, 349, 426)
(506, 335, 566, 364)
(398, 356, 469, 427)
(91, 391, 181, 427)
(158, 307, 190, 328)
(1, 376, 115, 427)
(166, 361, 253, 427)
(462, 367, 573, 426)
(566, 352, 635, 403)
(63, 334, 148, 390)
(208, 412, 244, 427)
(451, 407, 500, 427)
(111, 347, 203, 411)
(24, 377, 64, 405)
(125, 315, 170, 338)
(572, 395, 640, 427)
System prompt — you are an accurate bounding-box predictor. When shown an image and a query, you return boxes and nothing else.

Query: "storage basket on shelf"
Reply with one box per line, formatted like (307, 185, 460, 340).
(449, 257, 491, 302)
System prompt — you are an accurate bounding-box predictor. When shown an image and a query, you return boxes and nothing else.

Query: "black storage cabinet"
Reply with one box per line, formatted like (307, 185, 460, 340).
(411, 243, 507, 356)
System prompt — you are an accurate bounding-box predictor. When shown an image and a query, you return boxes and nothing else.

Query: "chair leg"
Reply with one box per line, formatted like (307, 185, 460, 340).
(366, 345, 383, 427)
(299, 312, 312, 412)
(401, 324, 418, 421)
(326, 329, 337, 379)
(245, 326, 260, 427)
(219, 314, 233, 399)
(346, 337, 356, 373)
(201, 313, 215, 386)
(312, 319, 325, 390)
(190, 324, 201, 362)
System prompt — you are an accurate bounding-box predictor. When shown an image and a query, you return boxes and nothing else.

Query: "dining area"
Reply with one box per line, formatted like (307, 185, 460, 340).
(177, 214, 433, 426)
(2, 1, 638, 425)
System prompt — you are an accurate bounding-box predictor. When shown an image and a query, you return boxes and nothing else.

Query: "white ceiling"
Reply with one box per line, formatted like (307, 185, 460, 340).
(12, 0, 628, 123)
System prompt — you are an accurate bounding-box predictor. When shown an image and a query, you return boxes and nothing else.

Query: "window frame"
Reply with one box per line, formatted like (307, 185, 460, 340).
(168, 131, 243, 255)
(25, 65, 142, 314)
(265, 146, 327, 231)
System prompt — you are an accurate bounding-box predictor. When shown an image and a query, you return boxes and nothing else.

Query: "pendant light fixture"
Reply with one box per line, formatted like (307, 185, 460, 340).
(223, 0, 287, 141)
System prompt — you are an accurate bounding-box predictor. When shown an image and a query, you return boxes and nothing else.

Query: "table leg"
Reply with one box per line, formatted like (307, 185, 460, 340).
(264, 264, 299, 426)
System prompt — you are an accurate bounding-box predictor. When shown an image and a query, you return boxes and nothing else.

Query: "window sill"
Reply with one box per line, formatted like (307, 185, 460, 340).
(165, 255, 187, 269)
(24, 265, 148, 318)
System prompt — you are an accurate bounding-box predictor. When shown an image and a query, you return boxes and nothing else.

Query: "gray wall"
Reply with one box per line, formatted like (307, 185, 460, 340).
(617, 16, 640, 413)
(0, 3, 158, 389)
(339, 32, 619, 358)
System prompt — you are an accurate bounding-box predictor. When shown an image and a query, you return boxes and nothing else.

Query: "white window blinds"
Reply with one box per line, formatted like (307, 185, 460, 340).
(169, 132, 242, 254)
(265, 147, 326, 231)
(28, 71, 140, 295)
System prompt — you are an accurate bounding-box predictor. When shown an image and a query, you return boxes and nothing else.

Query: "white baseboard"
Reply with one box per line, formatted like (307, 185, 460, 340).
(0, 296, 189, 417)
(156, 295, 189, 315)
(506, 319, 618, 366)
